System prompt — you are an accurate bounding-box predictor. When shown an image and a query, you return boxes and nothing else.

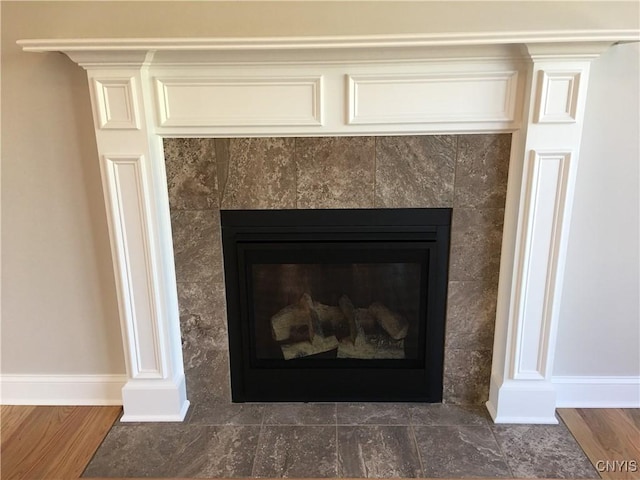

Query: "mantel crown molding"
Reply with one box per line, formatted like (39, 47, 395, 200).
(524, 41, 618, 61)
(18, 32, 638, 67)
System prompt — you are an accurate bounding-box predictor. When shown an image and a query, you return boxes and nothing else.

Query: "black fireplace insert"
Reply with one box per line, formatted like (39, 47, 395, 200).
(221, 208, 451, 402)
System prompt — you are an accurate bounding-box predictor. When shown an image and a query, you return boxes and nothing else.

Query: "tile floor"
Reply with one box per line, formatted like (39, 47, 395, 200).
(83, 403, 598, 478)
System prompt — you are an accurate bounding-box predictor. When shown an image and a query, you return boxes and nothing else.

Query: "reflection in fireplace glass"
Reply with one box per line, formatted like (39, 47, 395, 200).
(251, 262, 421, 361)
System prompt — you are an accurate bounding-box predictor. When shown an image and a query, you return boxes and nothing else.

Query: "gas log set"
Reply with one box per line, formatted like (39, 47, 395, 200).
(270, 292, 410, 360)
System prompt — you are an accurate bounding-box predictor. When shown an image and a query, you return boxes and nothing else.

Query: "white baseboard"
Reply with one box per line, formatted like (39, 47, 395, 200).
(552, 375, 640, 408)
(0, 374, 126, 405)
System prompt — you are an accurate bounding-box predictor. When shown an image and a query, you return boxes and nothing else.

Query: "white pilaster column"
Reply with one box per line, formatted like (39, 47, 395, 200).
(83, 56, 189, 421)
(487, 43, 611, 423)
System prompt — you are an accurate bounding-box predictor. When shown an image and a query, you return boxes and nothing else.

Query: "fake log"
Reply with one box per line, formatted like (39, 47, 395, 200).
(281, 334, 339, 360)
(272, 293, 409, 360)
(338, 295, 358, 345)
(354, 308, 378, 334)
(299, 293, 325, 342)
(368, 302, 409, 340)
(337, 296, 405, 359)
(337, 333, 404, 359)
(312, 302, 346, 327)
(270, 302, 310, 342)
(271, 291, 350, 343)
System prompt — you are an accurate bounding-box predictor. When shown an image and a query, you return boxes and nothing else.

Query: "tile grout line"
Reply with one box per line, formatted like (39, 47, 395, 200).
(249, 406, 267, 477)
(294, 137, 299, 209)
(335, 403, 339, 478)
(335, 423, 339, 477)
(372, 136, 377, 207)
(409, 424, 426, 478)
(488, 423, 515, 478)
(452, 134, 460, 206)
(216, 138, 229, 207)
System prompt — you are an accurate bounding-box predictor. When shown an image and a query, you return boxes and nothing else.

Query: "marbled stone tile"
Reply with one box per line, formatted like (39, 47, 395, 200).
(338, 426, 422, 478)
(83, 425, 260, 478)
(164, 138, 219, 210)
(82, 424, 180, 477)
(337, 403, 411, 425)
(375, 135, 457, 208)
(454, 134, 511, 209)
(492, 424, 599, 478)
(409, 404, 490, 426)
(445, 280, 498, 350)
(450, 242, 502, 284)
(170, 209, 220, 284)
(263, 403, 337, 425)
(181, 312, 216, 364)
(252, 426, 337, 478)
(443, 349, 492, 404)
(296, 137, 375, 208)
(449, 207, 504, 282)
(414, 425, 511, 478)
(221, 138, 296, 209)
(450, 207, 504, 253)
(178, 281, 228, 350)
(184, 349, 231, 404)
(181, 311, 228, 355)
(177, 281, 219, 315)
(188, 402, 265, 426)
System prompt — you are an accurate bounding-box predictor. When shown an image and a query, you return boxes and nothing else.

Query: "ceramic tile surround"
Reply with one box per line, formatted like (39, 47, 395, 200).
(164, 134, 511, 408)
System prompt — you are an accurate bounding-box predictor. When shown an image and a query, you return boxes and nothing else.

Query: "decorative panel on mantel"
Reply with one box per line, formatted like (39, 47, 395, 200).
(164, 135, 511, 414)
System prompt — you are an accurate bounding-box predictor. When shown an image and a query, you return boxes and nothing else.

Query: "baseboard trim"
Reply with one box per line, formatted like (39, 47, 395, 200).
(120, 400, 190, 423)
(552, 375, 640, 408)
(0, 374, 126, 405)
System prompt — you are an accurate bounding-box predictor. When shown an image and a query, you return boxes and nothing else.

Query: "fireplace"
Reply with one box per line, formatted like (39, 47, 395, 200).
(221, 208, 451, 401)
(19, 34, 615, 422)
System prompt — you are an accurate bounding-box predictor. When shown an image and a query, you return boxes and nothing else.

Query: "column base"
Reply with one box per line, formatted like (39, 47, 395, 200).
(486, 374, 558, 424)
(120, 374, 190, 422)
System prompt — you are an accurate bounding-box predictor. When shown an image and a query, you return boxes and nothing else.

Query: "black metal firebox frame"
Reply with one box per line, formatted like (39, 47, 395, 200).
(221, 208, 451, 402)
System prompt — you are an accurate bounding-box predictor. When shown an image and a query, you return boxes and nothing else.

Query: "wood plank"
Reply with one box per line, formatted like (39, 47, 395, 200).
(39, 406, 122, 479)
(0, 405, 120, 480)
(625, 408, 640, 429)
(559, 408, 640, 480)
(1, 406, 76, 479)
(1, 406, 36, 448)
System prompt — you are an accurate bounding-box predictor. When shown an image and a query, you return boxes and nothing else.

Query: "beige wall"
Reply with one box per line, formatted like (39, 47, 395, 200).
(1, 2, 126, 374)
(554, 42, 640, 377)
(3, 1, 639, 39)
(1, 1, 638, 377)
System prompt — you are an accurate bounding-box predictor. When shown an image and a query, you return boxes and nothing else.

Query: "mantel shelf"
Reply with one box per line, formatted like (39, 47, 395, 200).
(19, 33, 636, 70)
(17, 30, 640, 52)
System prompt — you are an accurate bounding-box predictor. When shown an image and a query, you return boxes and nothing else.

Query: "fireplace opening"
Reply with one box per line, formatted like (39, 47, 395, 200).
(221, 208, 451, 402)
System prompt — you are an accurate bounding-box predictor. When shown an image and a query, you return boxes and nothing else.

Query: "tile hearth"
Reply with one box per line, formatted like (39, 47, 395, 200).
(83, 403, 597, 478)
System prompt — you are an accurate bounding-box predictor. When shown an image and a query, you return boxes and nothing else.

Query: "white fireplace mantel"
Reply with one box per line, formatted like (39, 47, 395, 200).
(19, 32, 634, 422)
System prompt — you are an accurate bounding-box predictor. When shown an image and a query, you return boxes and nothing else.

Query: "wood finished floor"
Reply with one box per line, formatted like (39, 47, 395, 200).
(1, 405, 121, 480)
(1, 406, 638, 480)
(558, 409, 640, 480)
